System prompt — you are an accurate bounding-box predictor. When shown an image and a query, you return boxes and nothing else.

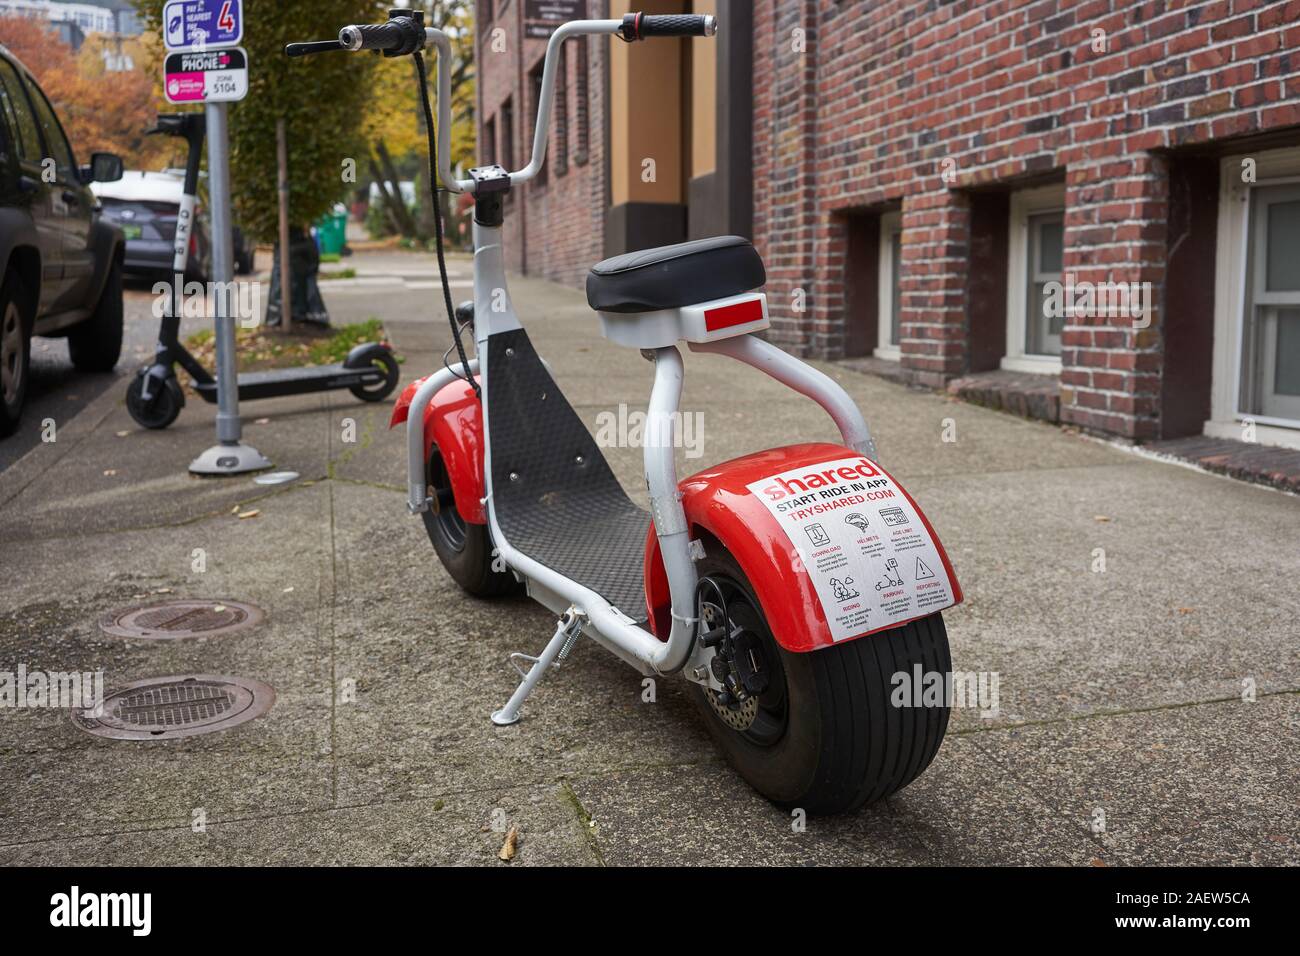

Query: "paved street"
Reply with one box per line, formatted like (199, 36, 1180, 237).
(0, 249, 1296, 865)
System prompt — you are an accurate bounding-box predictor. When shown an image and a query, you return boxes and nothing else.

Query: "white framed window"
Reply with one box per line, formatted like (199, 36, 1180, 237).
(875, 211, 903, 360)
(1004, 184, 1066, 374)
(1211, 147, 1300, 448)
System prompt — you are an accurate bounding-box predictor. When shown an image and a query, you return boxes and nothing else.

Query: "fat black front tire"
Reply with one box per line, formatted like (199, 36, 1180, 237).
(690, 548, 951, 815)
(423, 445, 519, 597)
(69, 257, 124, 373)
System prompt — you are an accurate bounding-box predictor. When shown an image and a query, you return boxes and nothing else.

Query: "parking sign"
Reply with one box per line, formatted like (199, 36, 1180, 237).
(164, 47, 249, 103)
(163, 0, 243, 51)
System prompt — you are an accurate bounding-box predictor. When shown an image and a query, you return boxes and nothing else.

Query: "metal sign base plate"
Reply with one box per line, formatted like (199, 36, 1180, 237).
(189, 441, 272, 476)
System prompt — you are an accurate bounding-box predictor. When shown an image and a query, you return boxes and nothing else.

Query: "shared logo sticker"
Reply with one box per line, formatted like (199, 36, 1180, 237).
(747, 456, 957, 641)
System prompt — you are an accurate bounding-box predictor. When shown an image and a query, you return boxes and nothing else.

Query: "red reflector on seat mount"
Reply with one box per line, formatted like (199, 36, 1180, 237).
(704, 298, 763, 332)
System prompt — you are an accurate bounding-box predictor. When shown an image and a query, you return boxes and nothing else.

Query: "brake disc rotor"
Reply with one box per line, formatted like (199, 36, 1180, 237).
(707, 688, 759, 731)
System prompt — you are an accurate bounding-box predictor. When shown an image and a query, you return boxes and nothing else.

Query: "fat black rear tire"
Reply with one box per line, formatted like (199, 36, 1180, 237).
(69, 257, 123, 373)
(690, 548, 951, 815)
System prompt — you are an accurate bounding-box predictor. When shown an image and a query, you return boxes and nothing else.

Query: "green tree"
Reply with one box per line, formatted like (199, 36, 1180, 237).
(135, 0, 375, 241)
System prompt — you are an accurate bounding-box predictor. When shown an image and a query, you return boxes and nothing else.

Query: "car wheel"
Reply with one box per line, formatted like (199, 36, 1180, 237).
(68, 256, 124, 373)
(0, 273, 32, 437)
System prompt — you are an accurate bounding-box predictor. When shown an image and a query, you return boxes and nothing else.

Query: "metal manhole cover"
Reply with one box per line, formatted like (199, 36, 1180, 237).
(98, 599, 265, 640)
(72, 675, 276, 740)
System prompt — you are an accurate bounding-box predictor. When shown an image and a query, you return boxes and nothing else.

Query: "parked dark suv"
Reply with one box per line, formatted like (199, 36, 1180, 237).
(0, 45, 126, 436)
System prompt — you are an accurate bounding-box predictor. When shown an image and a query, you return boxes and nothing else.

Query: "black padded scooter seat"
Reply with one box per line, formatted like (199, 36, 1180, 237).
(586, 236, 766, 314)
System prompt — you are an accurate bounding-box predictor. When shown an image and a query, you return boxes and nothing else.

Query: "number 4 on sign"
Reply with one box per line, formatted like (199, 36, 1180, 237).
(218, 1, 235, 33)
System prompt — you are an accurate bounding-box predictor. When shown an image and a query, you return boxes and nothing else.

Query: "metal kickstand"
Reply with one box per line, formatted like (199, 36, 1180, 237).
(491, 606, 585, 726)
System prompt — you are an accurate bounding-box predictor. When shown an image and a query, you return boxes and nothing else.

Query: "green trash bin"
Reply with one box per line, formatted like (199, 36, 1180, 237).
(315, 204, 348, 258)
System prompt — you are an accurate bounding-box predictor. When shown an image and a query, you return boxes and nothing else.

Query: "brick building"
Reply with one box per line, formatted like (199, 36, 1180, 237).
(476, 0, 1300, 449)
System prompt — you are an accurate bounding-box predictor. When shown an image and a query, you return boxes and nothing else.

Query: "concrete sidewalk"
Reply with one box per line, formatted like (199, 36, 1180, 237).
(1, 249, 1296, 866)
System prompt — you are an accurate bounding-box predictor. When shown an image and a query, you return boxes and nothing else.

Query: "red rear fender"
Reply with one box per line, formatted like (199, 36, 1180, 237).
(644, 443, 962, 652)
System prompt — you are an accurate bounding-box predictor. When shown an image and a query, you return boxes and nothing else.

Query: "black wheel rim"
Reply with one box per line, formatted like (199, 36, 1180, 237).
(702, 576, 789, 748)
(357, 355, 398, 396)
(1, 301, 23, 406)
(427, 450, 467, 552)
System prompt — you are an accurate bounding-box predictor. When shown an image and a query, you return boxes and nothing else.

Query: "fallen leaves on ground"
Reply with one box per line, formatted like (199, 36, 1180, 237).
(498, 825, 519, 862)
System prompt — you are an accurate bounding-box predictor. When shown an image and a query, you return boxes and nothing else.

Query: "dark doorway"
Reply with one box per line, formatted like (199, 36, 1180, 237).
(1161, 154, 1219, 439)
(967, 190, 1011, 373)
(843, 210, 881, 358)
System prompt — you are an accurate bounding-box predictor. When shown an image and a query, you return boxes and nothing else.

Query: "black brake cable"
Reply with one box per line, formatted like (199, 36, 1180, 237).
(413, 50, 479, 399)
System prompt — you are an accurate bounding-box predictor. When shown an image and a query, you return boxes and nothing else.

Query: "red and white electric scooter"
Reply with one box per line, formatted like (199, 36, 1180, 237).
(289, 10, 963, 814)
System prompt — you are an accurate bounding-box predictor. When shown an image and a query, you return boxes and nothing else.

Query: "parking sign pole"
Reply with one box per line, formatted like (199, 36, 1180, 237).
(188, 100, 270, 476)
(170, 0, 266, 475)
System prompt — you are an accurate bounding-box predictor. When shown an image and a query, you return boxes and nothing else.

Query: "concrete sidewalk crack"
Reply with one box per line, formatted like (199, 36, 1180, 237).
(327, 398, 340, 810)
(951, 688, 1299, 737)
(0, 776, 618, 850)
(0, 476, 330, 542)
(557, 777, 606, 866)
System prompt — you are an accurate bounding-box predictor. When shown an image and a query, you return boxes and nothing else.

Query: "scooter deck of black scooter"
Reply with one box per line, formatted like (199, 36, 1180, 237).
(488, 329, 651, 624)
(191, 364, 387, 402)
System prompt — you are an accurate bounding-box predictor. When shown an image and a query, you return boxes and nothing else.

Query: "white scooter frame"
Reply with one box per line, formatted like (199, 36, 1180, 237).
(389, 18, 881, 725)
(288, 9, 961, 812)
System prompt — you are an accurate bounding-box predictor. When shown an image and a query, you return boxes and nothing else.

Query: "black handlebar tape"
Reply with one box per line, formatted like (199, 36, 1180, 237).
(339, 21, 406, 51)
(620, 13, 717, 40)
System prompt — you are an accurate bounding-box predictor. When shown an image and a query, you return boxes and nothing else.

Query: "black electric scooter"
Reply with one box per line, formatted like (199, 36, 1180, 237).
(125, 113, 400, 430)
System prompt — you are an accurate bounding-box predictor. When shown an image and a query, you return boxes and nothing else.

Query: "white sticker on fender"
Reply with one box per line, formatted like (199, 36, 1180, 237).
(746, 456, 956, 642)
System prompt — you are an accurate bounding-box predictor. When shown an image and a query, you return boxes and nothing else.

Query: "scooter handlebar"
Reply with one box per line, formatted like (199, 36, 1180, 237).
(338, 17, 427, 55)
(619, 13, 718, 40)
(338, 21, 404, 51)
(285, 16, 424, 58)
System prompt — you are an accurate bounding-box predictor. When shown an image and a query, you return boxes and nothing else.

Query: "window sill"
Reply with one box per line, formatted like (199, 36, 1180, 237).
(873, 346, 901, 362)
(1204, 419, 1300, 450)
(1001, 354, 1062, 375)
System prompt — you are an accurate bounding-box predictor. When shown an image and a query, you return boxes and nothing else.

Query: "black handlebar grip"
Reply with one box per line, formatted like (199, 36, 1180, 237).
(339, 21, 406, 51)
(620, 13, 718, 41)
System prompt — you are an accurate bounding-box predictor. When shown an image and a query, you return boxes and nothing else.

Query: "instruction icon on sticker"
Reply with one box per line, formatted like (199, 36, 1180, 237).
(878, 507, 909, 527)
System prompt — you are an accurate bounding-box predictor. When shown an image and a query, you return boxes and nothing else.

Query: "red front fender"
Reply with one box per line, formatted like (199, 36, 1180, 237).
(389, 375, 487, 524)
(388, 376, 429, 430)
(644, 442, 962, 652)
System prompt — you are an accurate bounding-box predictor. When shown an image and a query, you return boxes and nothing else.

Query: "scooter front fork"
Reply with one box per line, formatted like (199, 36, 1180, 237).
(137, 361, 174, 403)
(139, 309, 185, 402)
(491, 607, 585, 726)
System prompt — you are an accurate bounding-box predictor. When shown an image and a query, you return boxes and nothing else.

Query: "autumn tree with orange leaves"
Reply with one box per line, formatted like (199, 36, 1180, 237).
(0, 16, 174, 170)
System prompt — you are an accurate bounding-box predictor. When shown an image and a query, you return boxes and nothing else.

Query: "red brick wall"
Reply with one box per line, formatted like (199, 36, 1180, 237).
(476, 0, 609, 286)
(751, 0, 1300, 439)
